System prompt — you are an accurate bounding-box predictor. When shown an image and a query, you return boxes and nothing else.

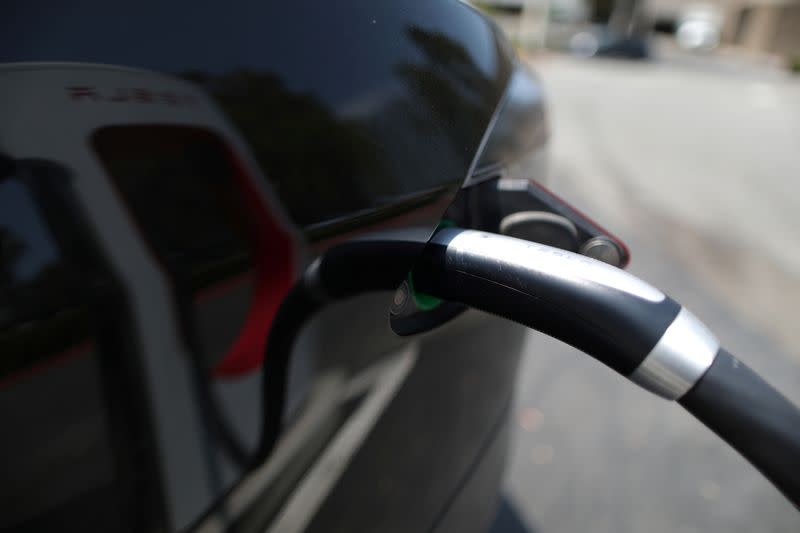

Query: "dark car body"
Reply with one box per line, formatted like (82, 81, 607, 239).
(0, 1, 548, 531)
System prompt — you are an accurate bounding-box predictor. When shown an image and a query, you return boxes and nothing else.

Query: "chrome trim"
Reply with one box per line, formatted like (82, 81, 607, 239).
(629, 307, 719, 400)
(499, 211, 578, 240)
(433, 229, 666, 303)
(579, 236, 623, 267)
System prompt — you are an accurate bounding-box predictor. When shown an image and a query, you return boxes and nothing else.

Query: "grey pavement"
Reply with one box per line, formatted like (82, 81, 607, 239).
(500, 51, 800, 533)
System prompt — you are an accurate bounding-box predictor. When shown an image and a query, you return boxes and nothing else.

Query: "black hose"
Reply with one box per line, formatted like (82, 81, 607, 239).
(254, 282, 324, 466)
(253, 231, 429, 465)
(679, 349, 800, 507)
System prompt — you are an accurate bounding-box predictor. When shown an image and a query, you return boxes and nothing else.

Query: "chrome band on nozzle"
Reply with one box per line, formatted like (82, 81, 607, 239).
(629, 307, 719, 400)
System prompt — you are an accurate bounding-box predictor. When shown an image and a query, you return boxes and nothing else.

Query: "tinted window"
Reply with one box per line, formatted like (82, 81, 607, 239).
(93, 127, 253, 293)
(0, 172, 125, 531)
(93, 126, 294, 376)
(2, 0, 512, 228)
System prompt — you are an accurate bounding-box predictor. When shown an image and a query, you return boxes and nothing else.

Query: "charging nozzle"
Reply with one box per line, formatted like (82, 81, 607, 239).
(410, 228, 800, 505)
(259, 227, 800, 505)
(411, 228, 717, 399)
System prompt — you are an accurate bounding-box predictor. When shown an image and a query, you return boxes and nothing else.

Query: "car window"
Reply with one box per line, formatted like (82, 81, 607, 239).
(93, 126, 294, 377)
(0, 171, 129, 531)
(92, 126, 253, 295)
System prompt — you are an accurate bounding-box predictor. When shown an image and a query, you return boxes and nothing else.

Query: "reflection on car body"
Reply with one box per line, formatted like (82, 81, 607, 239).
(0, 1, 549, 531)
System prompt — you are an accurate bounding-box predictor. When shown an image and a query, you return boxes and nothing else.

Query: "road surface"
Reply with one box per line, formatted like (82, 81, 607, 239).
(498, 50, 800, 533)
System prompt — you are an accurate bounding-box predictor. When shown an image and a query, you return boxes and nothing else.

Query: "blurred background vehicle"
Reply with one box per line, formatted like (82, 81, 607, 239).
(477, 0, 652, 59)
(479, 0, 800, 67)
(675, 4, 724, 52)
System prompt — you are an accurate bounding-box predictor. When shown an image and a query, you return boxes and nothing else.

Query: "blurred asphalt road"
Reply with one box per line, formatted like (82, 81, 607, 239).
(496, 49, 800, 532)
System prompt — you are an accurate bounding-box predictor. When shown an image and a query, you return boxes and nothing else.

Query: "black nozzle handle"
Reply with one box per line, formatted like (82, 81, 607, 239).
(413, 229, 716, 396)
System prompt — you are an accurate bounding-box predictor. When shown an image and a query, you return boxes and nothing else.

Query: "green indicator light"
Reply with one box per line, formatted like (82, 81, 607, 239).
(407, 271, 442, 311)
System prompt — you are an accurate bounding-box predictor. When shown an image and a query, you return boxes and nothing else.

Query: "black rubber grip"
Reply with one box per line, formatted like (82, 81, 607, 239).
(679, 349, 800, 507)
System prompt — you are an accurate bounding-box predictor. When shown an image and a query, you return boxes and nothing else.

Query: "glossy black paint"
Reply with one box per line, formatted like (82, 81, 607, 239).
(304, 310, 524, 533)
(472, 66, 548, 182)
(3, 0, 512, 230)
(0, 1, 539, 532)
